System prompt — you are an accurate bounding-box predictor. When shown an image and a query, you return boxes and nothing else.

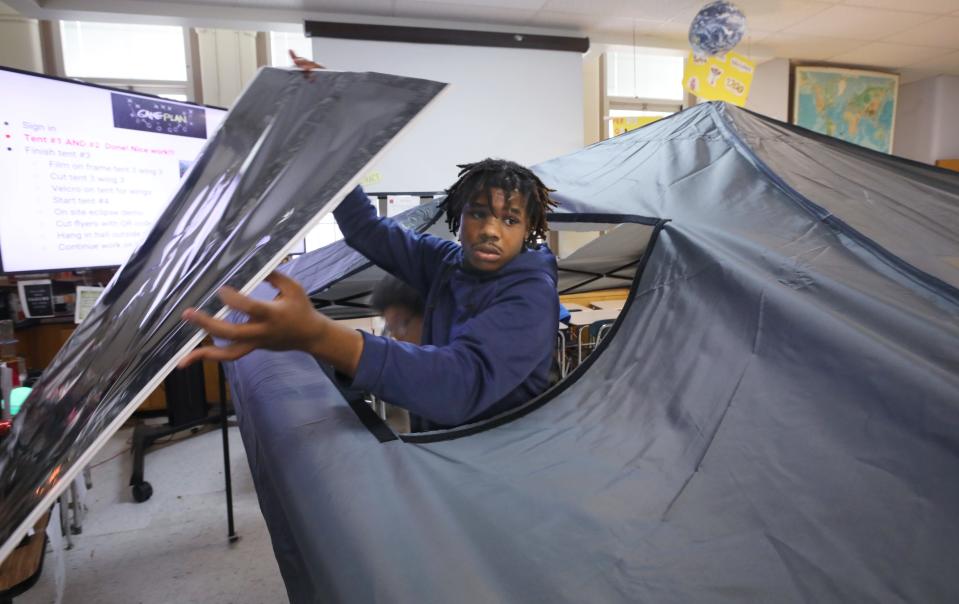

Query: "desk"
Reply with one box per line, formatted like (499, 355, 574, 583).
(566, 309, 621, 365)
(567, 308, 621, 326)
(589, 300, 624, 311)
(562, 302, 588, 312)
(936, 158, 959, 172)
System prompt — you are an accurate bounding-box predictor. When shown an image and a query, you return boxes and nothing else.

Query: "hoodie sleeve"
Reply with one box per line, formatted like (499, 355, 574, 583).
(350, 274, 558, 427)
(333, 185, 457, 294)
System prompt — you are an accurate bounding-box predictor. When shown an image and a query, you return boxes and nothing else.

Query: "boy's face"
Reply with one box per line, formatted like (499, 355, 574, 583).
(459, 187, 529, 273)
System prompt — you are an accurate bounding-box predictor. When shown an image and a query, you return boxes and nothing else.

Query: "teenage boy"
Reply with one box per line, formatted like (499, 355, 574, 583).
(180, 159, 559, 430)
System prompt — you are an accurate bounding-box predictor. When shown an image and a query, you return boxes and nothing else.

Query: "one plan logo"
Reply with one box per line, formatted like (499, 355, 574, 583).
(110, 92, 207, 139)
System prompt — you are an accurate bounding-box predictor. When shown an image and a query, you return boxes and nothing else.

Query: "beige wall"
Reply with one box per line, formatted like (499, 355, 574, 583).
(0, 15, 43, 72)
(745, 58, 789, 122)
(894, 76, 939, 164)
(194, 28, 259, 108)
(582, 49, 601, 146)
(895, 74, 959, 165)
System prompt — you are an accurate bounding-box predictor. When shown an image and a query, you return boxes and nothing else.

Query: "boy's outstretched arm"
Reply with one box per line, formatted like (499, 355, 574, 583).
(178, 271, 363, 375)
(335, 186, 457, 295)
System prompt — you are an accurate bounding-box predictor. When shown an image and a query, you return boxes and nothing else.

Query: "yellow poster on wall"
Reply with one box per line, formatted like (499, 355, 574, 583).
(684, 51, 755, 106)
(610, 115, 664, 137)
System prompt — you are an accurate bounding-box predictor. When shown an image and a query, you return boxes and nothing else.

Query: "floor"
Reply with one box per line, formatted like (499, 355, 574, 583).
(18, 418, 288, 604)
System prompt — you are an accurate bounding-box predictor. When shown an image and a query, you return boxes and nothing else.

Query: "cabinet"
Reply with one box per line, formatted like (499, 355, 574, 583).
(13, 319, 224, 412)
(936, 159, 959, 172)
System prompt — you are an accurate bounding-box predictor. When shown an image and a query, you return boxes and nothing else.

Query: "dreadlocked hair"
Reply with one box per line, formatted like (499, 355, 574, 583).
(438, 158, 558, 247)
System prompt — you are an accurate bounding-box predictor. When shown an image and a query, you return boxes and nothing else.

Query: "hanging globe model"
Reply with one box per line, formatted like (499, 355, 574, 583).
(688, 0, 746, 56)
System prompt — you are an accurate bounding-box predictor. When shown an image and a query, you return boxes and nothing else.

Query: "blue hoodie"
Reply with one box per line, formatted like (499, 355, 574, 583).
(334, 186, 558, 430)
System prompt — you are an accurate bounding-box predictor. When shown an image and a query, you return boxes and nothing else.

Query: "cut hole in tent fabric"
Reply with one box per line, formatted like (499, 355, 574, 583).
(285, 203, 661, 439)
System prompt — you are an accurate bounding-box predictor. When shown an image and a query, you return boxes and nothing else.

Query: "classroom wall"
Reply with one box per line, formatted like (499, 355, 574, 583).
(894, 74, 959, 165)
(194, 28, 258, 107)
(894, 76, 939, 164)
(745, 58, 789, 122)
(930, 75, 959, 163)
(582, 48, 601, 146)
(0, 11, 43, 72)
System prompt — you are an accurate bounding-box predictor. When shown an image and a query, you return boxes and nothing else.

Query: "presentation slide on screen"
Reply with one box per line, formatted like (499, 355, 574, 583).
(0, 70, 226, 273)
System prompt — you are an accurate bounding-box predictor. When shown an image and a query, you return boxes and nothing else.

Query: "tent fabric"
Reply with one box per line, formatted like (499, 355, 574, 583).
(291, 201, 447, 319)
(553, 222, 653, 294)
(0, 68, 445, 565)
(228, 102, 959, 602)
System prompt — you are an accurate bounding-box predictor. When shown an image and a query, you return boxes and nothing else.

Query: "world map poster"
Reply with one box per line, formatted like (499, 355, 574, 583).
(792, 66, 899, 154)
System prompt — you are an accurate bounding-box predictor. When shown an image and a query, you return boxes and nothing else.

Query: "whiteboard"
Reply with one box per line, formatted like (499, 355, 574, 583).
(311, 37, 584, 192)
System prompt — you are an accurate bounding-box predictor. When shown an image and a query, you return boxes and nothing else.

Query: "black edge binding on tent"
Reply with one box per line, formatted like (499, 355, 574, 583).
(345, 393, 400, 443)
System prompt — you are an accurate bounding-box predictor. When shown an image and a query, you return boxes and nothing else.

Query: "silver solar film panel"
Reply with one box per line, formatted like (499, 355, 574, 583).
(0, 67, 445, 564)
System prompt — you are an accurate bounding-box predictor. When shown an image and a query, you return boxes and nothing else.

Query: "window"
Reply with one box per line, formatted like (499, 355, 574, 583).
(304, 213, 344, 252)
(606, 50, 684, 101)
(608, 108, 673, 138)
(269, 31, 314, 68)
(603, 48, 685, 139)
(61, 21, 187, 81)
(59, 21, 191, 100)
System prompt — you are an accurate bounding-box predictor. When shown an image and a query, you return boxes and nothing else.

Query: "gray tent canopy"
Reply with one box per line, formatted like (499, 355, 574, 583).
(228, 102, 959, 602)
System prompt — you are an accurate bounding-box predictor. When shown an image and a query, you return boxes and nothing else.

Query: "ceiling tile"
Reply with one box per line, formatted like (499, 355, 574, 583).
(884, 16, 959, 49)
(903, 48, 959, 72)
(659, 5, 699, 34)
(828, 42, 945, 67)
(783, 5, 934, 40)
(588, 28, 688, 48)
(842, 0, 959, 14)
(651, 16, 772, 43)
(666, 0, 833, 39)
(732, 0, 834, 32)
(655, 17, 693, 34)
(528, 11, 677, 38)
(393, 1, 539, 26)
(590, 16, 667, 36)
(527, 10, 604, 30)
(301, 0, 395, 12)
(742, 29, 775, 43)
(898, 67, 943, 83)
(756, 31, 863, 59)
(392, 0, 543, 9)
(541, 0, 701, 22)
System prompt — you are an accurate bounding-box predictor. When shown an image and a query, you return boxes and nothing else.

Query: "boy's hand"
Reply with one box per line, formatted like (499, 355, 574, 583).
(178, 272, 327, 367)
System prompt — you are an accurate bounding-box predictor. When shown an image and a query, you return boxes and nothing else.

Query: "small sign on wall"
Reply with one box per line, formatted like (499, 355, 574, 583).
(74, 286, 105, 324)
(17, 280, 55, 319)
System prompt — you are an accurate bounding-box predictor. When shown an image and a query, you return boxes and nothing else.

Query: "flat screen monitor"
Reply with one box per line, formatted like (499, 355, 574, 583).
(0, 67, 227, 274)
